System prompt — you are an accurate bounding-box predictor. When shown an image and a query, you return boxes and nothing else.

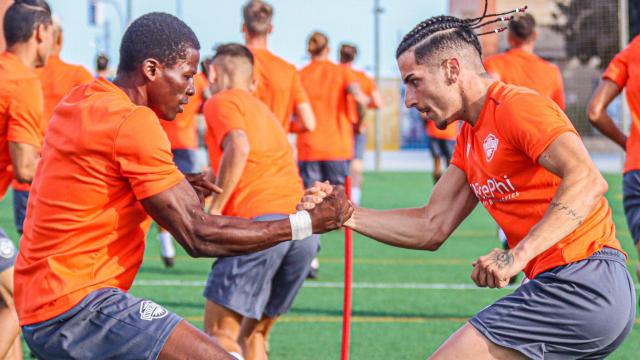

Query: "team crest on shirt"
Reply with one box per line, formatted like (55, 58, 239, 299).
(139, 300, 168, 321)
(483, 134, 499, 162)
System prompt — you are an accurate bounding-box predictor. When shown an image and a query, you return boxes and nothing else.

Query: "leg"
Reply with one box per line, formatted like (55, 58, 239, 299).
(157, 226, 176, 268)
(350, 133, 366, 205)
(0, 281, 20, 360)
(11, 190, 28, 234)
(203, 300, 243, 355)
(432, 156, 442, 183)
(238, 316, 278, 360)
(159, 320, 234, 360)
(429, 323, 528, 360)
(622, 170, 640, 282)
(297, 161, 322, 189)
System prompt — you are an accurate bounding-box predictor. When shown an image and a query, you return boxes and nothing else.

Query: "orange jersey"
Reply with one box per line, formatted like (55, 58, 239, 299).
(204, 88, 303, 218)
(484, 48, 565, 109)
(12, 56, 94, 193)
(298, 59, 355, 161)
(603, 35, 640, 173)
(160, 72, 207, 150)
(343, 64, 378, 129)
(250, 47, 309, 131)
(0, 52, 45, 199)
(14, 78, 184, 325)
(426, 120, 459, 140)
(451, 82, 622, 279)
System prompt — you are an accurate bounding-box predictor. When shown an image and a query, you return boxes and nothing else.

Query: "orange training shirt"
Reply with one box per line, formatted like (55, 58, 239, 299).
(451, 81, 622, 279)
(0, 52, 45, 199)
(204, 88, 303, 218)
(160, 72, 207, 150)
(602, 35, 640, 174)
(298, 59, 355, 161)
(484, 48, 565, 109)
(14, 78, 184, 325)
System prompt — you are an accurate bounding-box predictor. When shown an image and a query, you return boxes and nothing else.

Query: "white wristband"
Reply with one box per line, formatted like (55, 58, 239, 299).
(289, 210, 313, 240)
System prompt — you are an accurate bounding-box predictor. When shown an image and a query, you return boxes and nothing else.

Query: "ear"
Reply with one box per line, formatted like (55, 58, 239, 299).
(34, 23, 48, 43)
(207, 64, 217, 84)
(250, 78, 258, 93)
(268, 24, 273, 35)
(443, 58, 461, 85)
(142, 58, 161, 82)
(530, 31, 538, 43)
(241, 23, 247, 34)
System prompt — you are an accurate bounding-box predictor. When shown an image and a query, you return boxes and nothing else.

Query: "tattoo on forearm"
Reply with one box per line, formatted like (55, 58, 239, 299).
(493, 250, 514, 269)
(549, 201, 584, 225)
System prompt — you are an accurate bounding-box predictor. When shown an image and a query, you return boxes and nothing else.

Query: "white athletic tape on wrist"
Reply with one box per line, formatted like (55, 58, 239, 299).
(289, 210, 313, 240)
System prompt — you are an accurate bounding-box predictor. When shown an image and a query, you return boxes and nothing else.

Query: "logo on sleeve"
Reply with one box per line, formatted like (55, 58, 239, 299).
(483, 134, 499, 162)
(139, 300, 168, 321)
(0, 239, 15, 259)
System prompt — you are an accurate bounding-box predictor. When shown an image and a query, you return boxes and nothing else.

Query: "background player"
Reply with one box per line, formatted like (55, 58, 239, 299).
(421, 112, 458, 184)
(339, 43, 382, 205)
(588, 34, 640, 283)
(0, 0, 54, 358)
(202, 43, 318, 360)
(302, 8, 635, 359)
(14, 12, 352, 360)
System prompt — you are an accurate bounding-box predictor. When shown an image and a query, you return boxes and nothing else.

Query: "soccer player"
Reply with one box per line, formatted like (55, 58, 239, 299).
(14, 13, 351, 360)
(10, 17, 94, 235)
(0, 1, 54, 359)
(339, 43, 383, 205)
(301, 9, 636, 359)
(157, 65, 208, 268)
(242, 0, 315, 133)
(588, 34, 640, 283)
(202, 43, 318, 360)
(422, 113, 458, 184)
(483, 13, 565, 109)
(95, 52, 111, 80)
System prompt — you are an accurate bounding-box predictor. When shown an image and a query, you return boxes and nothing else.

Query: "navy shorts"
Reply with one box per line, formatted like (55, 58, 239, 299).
(353, 133, 366, 161)
(204, 214, 319, 319)
(0, 228, 16, 273)
(12, 189, 29, 233)
(426, 137, 455, 162)
(172, 149, 196, 174)
(470, 248, 636, 359)
(298, 160, 349, 188)
(22, 288, 182, 360)
(623, 170, 640, 244)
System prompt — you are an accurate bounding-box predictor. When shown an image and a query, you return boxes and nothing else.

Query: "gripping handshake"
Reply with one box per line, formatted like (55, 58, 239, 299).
(293, 181, 353, 236)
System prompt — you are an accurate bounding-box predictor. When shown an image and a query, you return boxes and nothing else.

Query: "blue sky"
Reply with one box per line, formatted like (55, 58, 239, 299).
(48, 0, 447, 78)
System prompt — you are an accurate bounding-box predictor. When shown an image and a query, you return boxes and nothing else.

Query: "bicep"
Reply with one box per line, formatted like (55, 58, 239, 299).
(221, 130, 250, 157)
(537, 132, 597, 179)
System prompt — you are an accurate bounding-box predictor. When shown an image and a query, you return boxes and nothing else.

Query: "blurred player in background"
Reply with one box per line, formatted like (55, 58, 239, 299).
(299, 31, 367, 278)
(95, 52, 111, 80)
(339, 43, 382, 205)
(0, 0, 54, 358)
(11, 17, 93, 236)
(202, 43, 318, 360)
(302, 7, 635, 358)
(588, 34, 640, 283)
(157, 60, 208, 268)
(242, 0, 315, 133)
(421, 113, 458, 184)
(14, 12, 351, 360)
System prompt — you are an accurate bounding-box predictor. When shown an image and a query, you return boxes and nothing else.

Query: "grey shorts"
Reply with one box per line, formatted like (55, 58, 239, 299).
(298, 160, 349, 188)
(354, 133, 366, 161)
(204, 214, 320, 320)
(623, 170, 640, 244)
(12, 189, 29, 233)
(172, 149, 196, 174)
(470, 248, 636, 360)
(0, 228, 16, 273)
(22, 288, 182, 360)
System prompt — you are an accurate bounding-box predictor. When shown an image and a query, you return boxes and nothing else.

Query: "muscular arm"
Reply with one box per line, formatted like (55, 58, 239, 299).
(291, 102, 316, 132)
(587, 79, 626, 150)
(343, 165, 478, 250)
(209, 130, 249, 214)
(8, 142, 39, 183)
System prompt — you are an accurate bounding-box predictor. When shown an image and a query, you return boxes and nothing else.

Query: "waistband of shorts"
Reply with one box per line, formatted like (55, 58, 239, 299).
(587, 247, 626, 264)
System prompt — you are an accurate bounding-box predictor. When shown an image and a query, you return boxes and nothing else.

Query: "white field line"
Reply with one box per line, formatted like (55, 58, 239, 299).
(133, 279, 640, 290)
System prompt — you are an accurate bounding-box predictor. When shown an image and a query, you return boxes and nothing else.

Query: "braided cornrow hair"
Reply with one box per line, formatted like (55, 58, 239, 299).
(396, 1, 527, 62)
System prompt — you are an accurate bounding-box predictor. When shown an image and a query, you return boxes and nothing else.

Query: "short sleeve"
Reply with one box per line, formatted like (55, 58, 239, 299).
(602, 48, 628, 88)
(7, 78, 44, 147)
(498, 93, 577, 162)
(114, 107, 184, 200)
(450, 124, 468, 172)
(203, 94, 246, 149)
(291, 72, 309, 107)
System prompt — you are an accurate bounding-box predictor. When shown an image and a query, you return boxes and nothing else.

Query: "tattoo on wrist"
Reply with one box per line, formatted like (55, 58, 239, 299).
(549, 201, 584, 225)
(493, 250, 514, 269)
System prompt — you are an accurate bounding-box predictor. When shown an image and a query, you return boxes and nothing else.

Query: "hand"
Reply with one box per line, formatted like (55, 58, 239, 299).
(297, 181, 334, 211)
(471, 248, 524, 289)
(185, 171, 222, 205)
(306, 185, 354, 233)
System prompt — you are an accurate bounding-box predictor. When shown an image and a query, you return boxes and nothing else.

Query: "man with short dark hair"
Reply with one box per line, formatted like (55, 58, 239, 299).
(0, 1, 53, 358)
(302, 8, 635, 359)
(14, 12, 350, 360)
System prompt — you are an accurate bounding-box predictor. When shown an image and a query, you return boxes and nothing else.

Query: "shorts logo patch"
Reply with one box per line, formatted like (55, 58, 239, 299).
(0, 240, 15, 259)
(483, 134, 499, 162)
(139, 300, 168, 321)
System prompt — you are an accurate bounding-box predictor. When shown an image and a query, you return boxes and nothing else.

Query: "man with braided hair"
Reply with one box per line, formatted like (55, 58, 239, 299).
(301, 5, 636, 359)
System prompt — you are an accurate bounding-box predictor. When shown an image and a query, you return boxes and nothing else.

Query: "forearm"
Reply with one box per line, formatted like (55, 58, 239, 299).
(209, 145, 247, 213)
(8, 141, 39, 183)
(589, 112, 626, 150)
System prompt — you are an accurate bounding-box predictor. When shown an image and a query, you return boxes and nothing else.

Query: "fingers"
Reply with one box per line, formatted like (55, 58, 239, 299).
(310, 181, 333, 195)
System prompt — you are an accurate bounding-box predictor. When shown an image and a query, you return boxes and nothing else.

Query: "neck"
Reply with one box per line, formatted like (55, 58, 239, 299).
(513, 41, 535, 54)
(6, 43, 38, 69)
(340, 61, 353, 67)
(458, 73, 496, 126)
(312, 53, 328, 61)
(113, 73, 148, 106)
(245, 34, 268, 49)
